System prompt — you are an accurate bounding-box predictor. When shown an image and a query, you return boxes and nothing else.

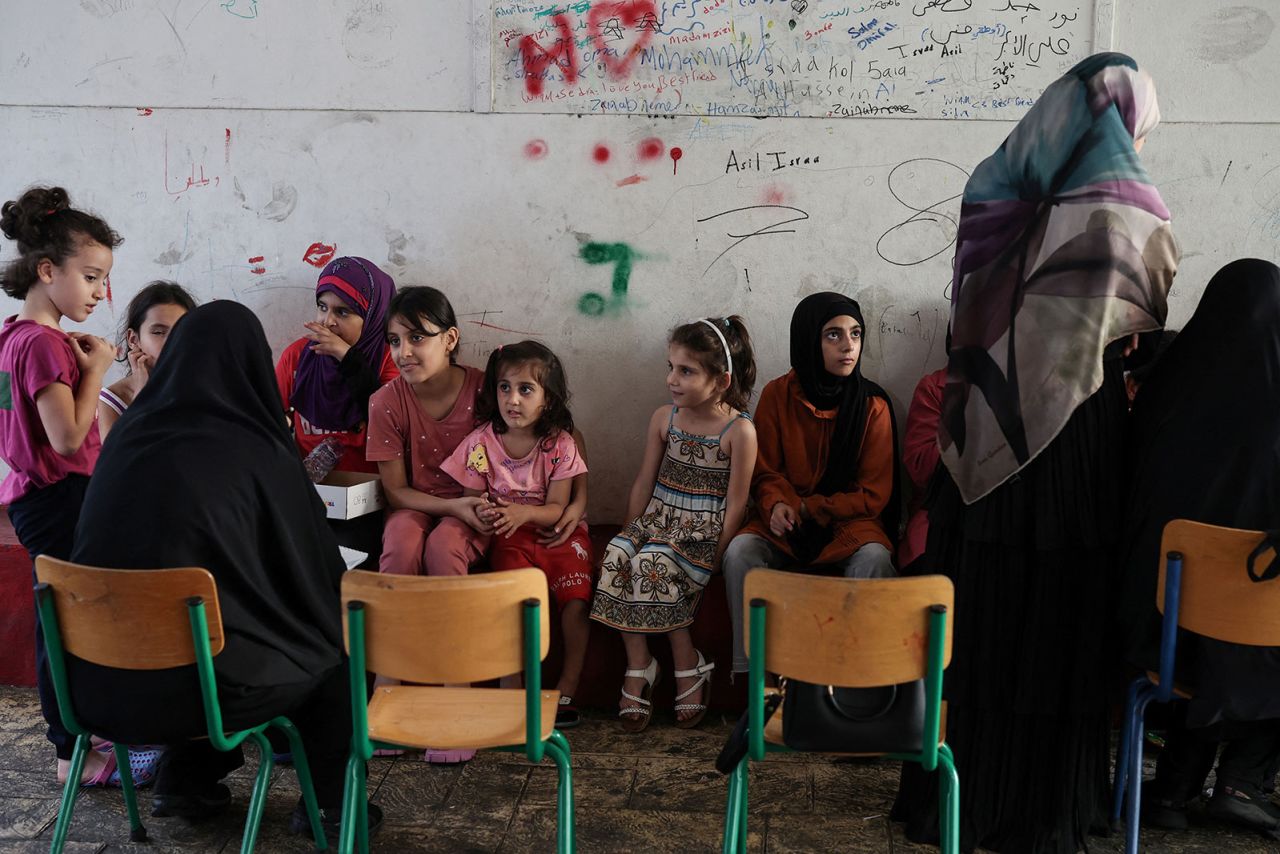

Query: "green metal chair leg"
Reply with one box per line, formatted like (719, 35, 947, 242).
(50, 734, 90, 854)
(544, 738, 575, 854)
(338, 755, 361, 854)
(548, 728, 572, 760)
(274, 719, 327, 850)
(721, 761, 741, 854)
(239, 731, 275, 854)
(736, 759, 748, 853)
(112, 742, 147, 843)
(937, 744, 960, 854)
(356, 754, 369, 854)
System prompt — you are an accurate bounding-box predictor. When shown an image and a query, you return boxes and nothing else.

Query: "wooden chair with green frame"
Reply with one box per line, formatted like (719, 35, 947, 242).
(721, 570, 958, 854)
(33, 555, 328, 854)
(1112, 519, 1280, 854)
(339, 567, 575, 854)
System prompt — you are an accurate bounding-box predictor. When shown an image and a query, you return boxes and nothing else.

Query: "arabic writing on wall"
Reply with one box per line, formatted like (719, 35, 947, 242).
(493, 0, 1089, 119)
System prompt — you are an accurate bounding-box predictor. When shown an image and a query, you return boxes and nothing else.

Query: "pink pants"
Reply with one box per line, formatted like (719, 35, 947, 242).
(379, 510, 489, 576)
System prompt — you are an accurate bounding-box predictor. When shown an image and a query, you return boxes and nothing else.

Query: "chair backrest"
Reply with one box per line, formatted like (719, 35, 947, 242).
(34, 556, 224, 669)
(744, 570, 953, 687)
(1159, 519, 1280, 646)
(341, 568, 550, 684)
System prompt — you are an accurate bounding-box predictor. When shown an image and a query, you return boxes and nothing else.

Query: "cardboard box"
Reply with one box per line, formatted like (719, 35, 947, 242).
(314, 471, 384, 520)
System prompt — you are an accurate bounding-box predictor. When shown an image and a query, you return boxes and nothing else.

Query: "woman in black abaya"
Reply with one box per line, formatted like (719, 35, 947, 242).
(69, 301, 362, 831)
(1116, 259, 1280, 834)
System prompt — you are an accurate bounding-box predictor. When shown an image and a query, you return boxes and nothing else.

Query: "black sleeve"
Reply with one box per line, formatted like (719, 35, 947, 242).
(337, 347, 382, 421)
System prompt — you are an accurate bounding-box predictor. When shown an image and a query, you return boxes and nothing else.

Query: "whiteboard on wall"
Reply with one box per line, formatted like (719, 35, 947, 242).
(491, 0, 1093, 119)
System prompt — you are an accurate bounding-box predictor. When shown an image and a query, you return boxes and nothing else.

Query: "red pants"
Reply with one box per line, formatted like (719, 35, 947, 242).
(379, 510, 489, 576)
(489, 524, 594, 606)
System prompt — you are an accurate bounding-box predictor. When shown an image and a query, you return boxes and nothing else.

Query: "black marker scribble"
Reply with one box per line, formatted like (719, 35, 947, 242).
(696, 204, 811, 274)
(876, 158, 969, 267)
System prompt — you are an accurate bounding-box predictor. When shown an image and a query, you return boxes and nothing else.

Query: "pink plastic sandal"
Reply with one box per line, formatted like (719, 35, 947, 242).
(423, 749, 475, 764)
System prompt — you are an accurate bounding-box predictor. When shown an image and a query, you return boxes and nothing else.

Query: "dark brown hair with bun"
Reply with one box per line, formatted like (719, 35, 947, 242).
(0, 186, 123, 299)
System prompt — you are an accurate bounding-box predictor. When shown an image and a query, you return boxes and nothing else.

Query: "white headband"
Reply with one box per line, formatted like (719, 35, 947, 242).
(698, 318, 733, 377)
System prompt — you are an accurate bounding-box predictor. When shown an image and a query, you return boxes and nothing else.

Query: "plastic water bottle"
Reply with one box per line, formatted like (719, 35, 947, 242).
(303, 436, 344, 483)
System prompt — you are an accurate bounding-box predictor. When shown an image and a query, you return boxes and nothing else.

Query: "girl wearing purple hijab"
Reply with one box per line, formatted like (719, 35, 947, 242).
(274, 256, 398, 474)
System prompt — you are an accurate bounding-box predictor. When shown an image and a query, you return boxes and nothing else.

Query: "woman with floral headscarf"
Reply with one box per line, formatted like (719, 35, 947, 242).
(893, 53, 1179, 852)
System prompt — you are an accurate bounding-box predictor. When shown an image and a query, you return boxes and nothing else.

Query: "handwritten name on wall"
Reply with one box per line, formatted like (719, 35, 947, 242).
(493, 0, 1088, 119)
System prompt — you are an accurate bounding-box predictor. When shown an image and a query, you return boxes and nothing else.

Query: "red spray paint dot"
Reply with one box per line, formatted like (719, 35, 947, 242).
(638, 137, 664, 160)
(763, 185, 787, 205)
(592, 144, 611, 164)
(523, 139, 548, 160)
(136, 107, 153, 116)
(670, 147, 683, 175)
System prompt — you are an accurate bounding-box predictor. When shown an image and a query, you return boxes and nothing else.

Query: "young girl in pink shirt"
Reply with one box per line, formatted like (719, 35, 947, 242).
(442, 341, 592, 728)
(0, 186, 122, 785)
(366, 286, 491, 578)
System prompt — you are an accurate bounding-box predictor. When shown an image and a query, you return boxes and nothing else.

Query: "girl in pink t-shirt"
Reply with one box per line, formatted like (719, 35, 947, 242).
(0, 186, 125, 785)
(442, 341, 592, 728)
(367, 286, 491, 577)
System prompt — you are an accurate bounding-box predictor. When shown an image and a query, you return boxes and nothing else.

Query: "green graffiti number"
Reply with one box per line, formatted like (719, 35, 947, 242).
(578, 242, 635, 316)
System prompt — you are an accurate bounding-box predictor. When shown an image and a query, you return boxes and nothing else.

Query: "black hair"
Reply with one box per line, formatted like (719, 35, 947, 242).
(669, 315, 757, 411)
(0, 186, 123, 299)
(387, 285, 459, 363)
(119, 280, 197, 354)
(475, 340, 575, 445)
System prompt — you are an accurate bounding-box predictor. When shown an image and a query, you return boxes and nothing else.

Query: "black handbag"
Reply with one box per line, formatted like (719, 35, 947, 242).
(781, 677, 926, 754)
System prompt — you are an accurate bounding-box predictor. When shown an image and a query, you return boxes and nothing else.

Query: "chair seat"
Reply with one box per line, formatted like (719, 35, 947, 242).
(368, 686, 559, 750)
(764, 692, 948, 755)
(1145, 671, 1192, 699)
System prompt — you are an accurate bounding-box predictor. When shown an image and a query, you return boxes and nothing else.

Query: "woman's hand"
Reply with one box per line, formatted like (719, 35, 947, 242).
(769, 502, 799, 537)
(538, 503, 585, 548)
(303, 321, 352, 361)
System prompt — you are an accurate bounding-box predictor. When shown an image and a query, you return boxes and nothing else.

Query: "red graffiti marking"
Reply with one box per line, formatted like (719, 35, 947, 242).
(136, 107, 153, 117)
(670, 147, 683, 175)
(302, 242, 336, 268)
(225, 129, 232, 165)
(518, 13, 578, 97)
(587, 1, 658, 79)
(248, 255, 266, 275)
(616, 174, 647, 187)
(638, 137, 664, 160)
(524, 139, 549, 160)
(593, 144, 611, 164)
(105, 276, 113, 306)
(764, 185, 787, 205)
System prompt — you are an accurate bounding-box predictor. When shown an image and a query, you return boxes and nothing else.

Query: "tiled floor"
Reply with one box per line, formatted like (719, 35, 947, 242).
(0, 685, 1274, 852)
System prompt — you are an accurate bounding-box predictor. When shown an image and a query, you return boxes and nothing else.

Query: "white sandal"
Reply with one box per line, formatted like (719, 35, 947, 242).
(673, 650, 715, 729)
(619, 658, 660, 733)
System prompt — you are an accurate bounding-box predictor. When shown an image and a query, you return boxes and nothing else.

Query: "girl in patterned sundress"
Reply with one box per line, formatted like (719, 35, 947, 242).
(590, 316, 757, 731)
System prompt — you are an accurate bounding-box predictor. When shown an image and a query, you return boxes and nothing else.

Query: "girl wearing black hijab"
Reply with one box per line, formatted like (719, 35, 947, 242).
(68, 301, 366, 832)
(1115, 259, 1280, 834)
(722, 292, 901, 677)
